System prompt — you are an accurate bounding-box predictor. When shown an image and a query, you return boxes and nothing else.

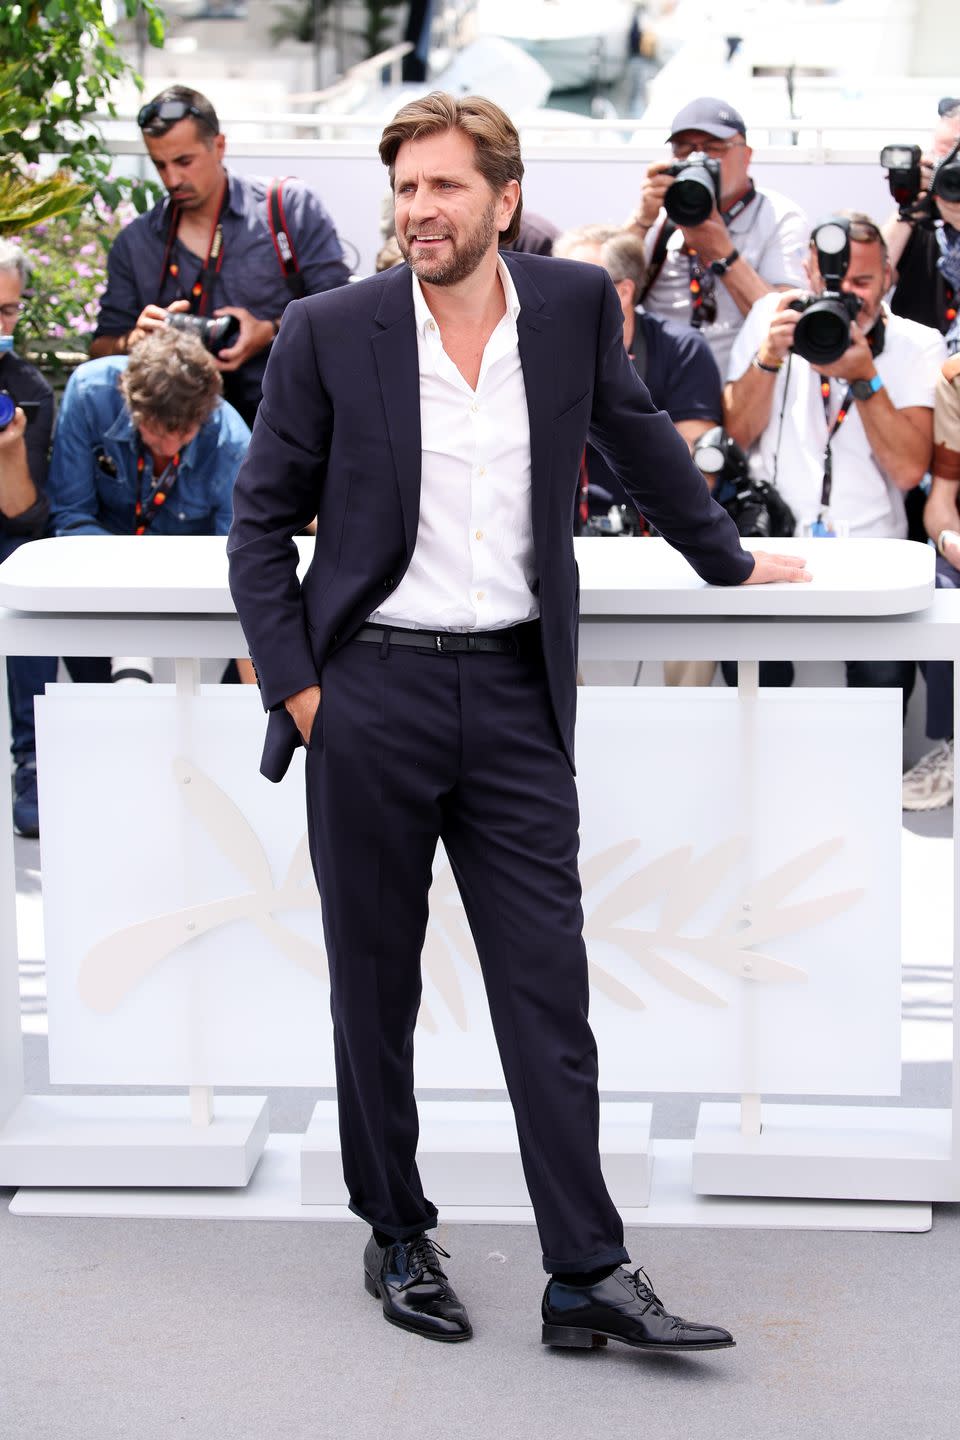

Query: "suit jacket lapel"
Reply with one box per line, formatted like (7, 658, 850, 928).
(508, 256, 556, 575)
(372, 269, 421, 557)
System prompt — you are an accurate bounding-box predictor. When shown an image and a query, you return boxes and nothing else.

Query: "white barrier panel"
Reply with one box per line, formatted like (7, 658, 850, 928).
(37, 684, 901, 1095)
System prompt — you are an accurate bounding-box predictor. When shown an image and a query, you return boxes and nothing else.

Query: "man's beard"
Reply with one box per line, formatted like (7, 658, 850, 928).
(399, 198, 499, 287)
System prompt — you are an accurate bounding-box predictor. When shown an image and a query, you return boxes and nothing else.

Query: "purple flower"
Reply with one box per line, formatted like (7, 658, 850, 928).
(79, 243, 96, 256)
(76, 263, 93, 278)
(51, 324, 65, 339)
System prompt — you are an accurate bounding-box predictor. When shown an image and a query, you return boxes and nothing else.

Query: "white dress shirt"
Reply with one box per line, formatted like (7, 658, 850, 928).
(370, 256, 539, 632)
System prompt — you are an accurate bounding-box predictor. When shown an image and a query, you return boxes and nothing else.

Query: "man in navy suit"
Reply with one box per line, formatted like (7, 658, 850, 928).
(228, 92, 807, 1353)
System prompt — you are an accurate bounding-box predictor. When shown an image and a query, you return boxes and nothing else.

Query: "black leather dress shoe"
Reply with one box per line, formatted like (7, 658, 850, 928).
(541, 1266, 735, 1352)
(363, 1233, 473, 1342)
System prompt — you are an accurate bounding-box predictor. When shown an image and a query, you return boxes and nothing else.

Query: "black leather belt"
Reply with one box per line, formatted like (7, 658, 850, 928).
(353, 623, 527, 655)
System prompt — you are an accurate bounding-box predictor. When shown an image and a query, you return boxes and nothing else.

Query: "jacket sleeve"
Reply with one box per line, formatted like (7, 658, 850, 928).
(587, 270, 755, 586)
(226, 299, 330, 709)
(46, 372, 112, 537)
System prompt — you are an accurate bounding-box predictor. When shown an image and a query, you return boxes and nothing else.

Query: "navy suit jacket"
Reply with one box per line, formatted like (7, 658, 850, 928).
(227, 252, 754, 782)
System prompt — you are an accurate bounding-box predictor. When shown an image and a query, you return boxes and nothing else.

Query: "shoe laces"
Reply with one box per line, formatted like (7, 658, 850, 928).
(623, 1266, 682, 1330)
(397, 1235, 451, 1290)
(908, 739, 953, 779)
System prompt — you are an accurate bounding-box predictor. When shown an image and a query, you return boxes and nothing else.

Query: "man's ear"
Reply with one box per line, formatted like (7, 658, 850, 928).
(214, 132, 226, 163)
(497, 180, 521, 233)
(613, 277, 635, 308)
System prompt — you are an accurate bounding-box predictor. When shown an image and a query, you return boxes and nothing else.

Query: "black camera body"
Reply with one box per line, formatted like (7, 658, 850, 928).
(664, 152, 721, 227)
(881, 138, 960, 221)
(788, 289, 862, 366)
(692, 426, 795, 538)
(164, 311, 240, 356)
(0, 391, 39, 432)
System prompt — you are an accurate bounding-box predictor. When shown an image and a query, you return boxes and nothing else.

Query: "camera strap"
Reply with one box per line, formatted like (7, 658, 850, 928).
(158, 180, 229, 317)
(817, 317, 887, 509)
(267, 179, 306, 300)
(134, 442, 181, 535)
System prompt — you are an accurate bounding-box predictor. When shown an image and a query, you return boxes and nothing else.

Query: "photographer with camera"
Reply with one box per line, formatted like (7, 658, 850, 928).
(722, 212, 946, 700)
(0, 240, 56, 836)
(625, 97, 808, 372)
(882, 99, 960, 354)
(89, 87, 351, 427)
(48, 327, 249, 538)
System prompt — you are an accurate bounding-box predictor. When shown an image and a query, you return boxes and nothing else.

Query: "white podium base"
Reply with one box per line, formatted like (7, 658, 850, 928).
(693, 1104, 959, 1202)
(0, 1095, 269, 1188)
(10, 1135, 930, 1231)
(301, 1099, 653, 1209)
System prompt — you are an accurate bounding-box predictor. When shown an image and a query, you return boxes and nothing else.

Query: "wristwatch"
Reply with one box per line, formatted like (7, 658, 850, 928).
(710, 248, 740, 276)
(850, 374, 884, 402)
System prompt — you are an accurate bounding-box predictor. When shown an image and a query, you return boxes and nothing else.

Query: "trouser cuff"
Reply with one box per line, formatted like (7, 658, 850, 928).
(542, 1243, 629, 1274)
(348, 1198, 439, 1240)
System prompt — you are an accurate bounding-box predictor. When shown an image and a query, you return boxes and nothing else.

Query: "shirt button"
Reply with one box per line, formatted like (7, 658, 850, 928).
(428, 320, 436, 331)
(476, 590, 485, 600)
(475, 530, 484, 541)
(470, 402, 479, 413)
(478, 466, 486, 476)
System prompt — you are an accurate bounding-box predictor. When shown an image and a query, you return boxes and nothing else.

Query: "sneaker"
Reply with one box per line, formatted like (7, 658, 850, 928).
(902, 739, 954, 812)
(13, 758, 39, 838)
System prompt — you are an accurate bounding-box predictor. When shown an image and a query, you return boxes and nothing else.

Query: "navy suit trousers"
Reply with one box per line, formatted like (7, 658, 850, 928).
(304, 628, 628, 1273)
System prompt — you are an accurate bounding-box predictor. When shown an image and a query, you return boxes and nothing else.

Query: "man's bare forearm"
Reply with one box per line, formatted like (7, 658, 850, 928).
(88, 334, 128, 360)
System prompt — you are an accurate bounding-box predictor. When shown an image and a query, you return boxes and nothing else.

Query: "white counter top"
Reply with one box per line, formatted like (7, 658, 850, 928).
(0, 534, 936, 618)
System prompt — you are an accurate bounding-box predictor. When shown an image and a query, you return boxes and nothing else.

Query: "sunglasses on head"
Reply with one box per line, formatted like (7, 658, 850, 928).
(137, 98, 215, 132)
(938, 97, 959, 117)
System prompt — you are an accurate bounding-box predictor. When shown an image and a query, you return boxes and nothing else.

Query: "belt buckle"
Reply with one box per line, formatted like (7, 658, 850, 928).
(435, 634, 444, 652)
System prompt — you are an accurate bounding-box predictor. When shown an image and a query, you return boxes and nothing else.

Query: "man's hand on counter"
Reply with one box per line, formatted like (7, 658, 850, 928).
(741, 551, 811, 585)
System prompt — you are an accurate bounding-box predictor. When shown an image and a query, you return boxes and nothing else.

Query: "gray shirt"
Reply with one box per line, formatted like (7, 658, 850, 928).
(93, 169, 351, 424)
(642, 184, 809, 374)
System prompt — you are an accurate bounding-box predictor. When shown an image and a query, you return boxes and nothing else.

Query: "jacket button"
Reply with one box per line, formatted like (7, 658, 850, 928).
(383, 577, 394, 589)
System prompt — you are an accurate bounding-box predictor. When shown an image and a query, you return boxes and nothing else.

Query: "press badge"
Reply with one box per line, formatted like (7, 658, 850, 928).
(809, 509, 841, 538)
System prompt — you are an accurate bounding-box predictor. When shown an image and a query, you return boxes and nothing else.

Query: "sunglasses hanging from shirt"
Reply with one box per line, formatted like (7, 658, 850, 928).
(156, 177, 305, 314)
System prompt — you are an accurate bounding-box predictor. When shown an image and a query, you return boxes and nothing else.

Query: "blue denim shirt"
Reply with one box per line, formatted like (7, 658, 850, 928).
(47, 356, 251, 536)
(93, 170, 351, 421)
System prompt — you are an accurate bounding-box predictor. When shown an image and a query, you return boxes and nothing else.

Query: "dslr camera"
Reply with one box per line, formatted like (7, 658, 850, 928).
(787, 218, 861, 366)
(0, 390, 39, 432)
(693, 427, 796, 539)
(881, 137, 960, 222)
(164, 310, 240, 356)
(663, 152, 721, 226)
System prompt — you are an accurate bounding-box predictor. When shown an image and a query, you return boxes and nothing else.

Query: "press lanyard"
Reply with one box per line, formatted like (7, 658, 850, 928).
(683, 183, 757, 329)
(158, 179, 228, 316)
(134, 443, 180, 534)
(818, 379, 853, 510)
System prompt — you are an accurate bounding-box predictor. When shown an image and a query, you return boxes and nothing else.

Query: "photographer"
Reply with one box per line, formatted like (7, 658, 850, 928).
(0, 240, 56, 837)
(89, 87, 351, 426)
(722, 212, 946, 701)
(48, 327, 248, 537)
(625, 97, 808, 372)
(883, 100, 960, 353)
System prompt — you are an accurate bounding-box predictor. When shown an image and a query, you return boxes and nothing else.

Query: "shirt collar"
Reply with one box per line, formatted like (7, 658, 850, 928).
(410, 253, 522, 338)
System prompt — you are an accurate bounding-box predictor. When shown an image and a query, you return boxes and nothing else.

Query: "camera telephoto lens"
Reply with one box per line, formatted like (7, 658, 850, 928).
(663, 154, 719, 227)
(932, 160, 960, 205)
(791, 298, 854, 366)
(164, 311, 241, 356)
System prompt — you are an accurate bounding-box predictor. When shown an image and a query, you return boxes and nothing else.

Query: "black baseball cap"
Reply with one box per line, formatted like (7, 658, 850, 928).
(668, 97, 747, 142)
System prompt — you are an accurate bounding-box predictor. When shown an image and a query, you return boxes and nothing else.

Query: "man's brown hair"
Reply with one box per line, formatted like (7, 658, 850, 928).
(119, 328, 223, 433)
(379, 91, 524, 246)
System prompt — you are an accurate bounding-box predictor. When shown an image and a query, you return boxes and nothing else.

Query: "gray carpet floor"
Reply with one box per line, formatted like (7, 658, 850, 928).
(4, 792, 958, 1440)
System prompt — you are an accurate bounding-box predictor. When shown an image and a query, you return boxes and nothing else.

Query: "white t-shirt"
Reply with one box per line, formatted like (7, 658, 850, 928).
(642, 186, 808, 374)
(726, 295, 948, 538)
